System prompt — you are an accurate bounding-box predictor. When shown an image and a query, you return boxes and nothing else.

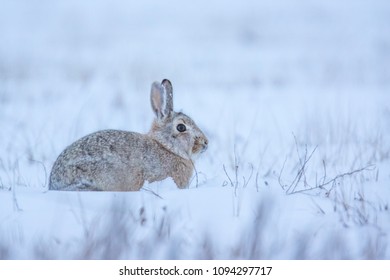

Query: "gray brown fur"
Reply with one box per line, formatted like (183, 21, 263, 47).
(49, 79, 208, 191)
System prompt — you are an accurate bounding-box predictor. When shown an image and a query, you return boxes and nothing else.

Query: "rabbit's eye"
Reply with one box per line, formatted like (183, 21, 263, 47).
(177, 124, 186, 132)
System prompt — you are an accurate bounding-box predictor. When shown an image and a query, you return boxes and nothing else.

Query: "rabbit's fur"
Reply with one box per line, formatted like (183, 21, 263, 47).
(49, 79, 208, 191)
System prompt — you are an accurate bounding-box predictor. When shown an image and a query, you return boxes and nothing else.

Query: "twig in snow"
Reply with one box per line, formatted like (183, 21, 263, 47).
(288, 164, 375, 195)
(223, 164, 234, 187)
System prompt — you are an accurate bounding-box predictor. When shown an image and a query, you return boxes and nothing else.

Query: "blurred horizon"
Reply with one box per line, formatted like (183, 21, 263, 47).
(1, 0, 389, 92)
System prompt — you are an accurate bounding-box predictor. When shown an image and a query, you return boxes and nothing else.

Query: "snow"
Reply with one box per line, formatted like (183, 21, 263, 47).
(1, 0, 390, 259)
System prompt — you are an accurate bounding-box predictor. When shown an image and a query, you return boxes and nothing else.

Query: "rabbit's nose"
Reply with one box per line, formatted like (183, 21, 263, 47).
(195, 137, 208, 152)
(201, 138, 208, 151)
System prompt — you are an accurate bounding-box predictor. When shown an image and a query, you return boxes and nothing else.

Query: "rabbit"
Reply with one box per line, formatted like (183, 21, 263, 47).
(48, 79, 208, 191)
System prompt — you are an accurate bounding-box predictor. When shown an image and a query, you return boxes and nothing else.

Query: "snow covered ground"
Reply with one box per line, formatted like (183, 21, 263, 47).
(1, 0, 390, 259)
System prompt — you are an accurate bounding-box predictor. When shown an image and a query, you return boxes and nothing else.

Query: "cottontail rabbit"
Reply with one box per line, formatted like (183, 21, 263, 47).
(49, 79, 208, 191)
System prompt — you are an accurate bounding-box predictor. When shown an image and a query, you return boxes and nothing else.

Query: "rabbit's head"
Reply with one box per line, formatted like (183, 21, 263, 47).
(148, 79, 208, 161)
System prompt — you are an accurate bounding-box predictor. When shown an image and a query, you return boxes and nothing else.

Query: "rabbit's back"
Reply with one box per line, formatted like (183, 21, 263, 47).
(49, 129, 186, 191)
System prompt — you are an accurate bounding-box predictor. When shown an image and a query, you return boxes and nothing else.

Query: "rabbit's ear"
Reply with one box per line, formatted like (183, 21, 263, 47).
(150, 79, 174, 120)
(151, 82, 164, 119)
(151, 81, 172, 120)
(161, 79, 173, 114)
